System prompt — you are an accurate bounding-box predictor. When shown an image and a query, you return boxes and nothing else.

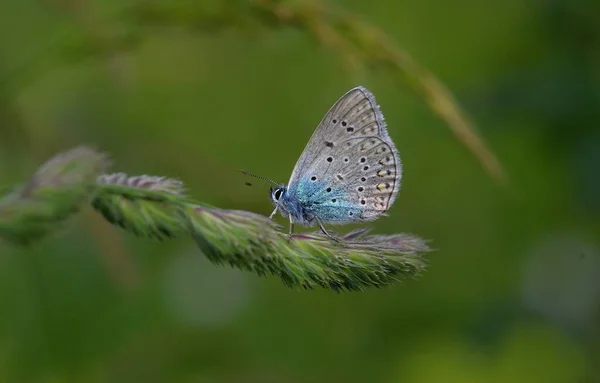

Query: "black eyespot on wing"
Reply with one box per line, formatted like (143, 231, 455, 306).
(332, 198, 337, 203)
(336, 174, 344, 180)
(326, 187, 332, 192)
(344, 157, 349, 162)
(327, 157, 333, 162)
(358, 186, 364, 192)
(363, 166, 369, 171)
(311, 176, 317, 181)
(325, 141, 334, 148)
(360, 177, 366, 182)
(332, 119, 338, 124)
(360, 199, 366, 205)
(341, 121, 347, 127)
(360, 157, 366, 163)
(346, 127, 354, 132)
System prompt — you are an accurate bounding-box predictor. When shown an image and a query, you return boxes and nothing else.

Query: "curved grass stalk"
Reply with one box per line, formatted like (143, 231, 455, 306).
(0, 147, 431, 291)
(2, 1, 505, 183)
(116, 0, 505, 183)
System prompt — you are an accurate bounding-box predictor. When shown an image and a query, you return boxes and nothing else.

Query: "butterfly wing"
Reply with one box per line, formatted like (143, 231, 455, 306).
(286, 86, 402, 223)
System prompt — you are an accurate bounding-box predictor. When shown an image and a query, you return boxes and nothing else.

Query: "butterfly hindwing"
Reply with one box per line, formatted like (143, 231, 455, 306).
(286, 86, 402, 224)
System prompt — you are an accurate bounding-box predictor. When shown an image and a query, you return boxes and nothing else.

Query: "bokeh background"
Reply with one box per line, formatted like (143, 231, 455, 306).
(1, 0, 599, 382)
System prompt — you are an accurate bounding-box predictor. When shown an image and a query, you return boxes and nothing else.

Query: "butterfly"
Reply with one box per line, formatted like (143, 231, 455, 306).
(248, 86, 402, 239)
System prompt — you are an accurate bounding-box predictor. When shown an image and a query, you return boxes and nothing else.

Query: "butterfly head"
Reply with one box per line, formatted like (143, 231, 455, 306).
(269, 184, 287, 206)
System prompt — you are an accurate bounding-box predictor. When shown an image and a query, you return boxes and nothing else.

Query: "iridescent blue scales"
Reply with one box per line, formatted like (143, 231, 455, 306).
(268, 86, 402, 238)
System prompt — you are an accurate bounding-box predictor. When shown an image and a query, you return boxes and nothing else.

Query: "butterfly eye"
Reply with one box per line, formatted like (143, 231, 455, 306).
(274, 188, 283, 200)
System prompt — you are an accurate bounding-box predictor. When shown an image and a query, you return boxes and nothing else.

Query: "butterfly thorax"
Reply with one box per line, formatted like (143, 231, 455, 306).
(269, 184, 315, 225)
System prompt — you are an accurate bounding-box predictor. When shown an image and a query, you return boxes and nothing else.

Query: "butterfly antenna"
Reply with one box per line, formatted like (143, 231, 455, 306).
(239, 170, 278, 186)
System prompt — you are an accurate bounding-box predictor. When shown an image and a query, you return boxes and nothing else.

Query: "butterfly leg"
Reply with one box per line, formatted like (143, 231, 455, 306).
(288, 213, 295, 236)
(315, 217, 340, 242)
(268, 206, 278, 220)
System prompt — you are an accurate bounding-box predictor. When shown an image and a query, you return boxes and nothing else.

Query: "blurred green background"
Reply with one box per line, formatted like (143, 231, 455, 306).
(1, 0, 599, 382)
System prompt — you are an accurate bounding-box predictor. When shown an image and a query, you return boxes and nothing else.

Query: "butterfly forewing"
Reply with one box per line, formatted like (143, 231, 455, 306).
(286, 86, 402, 223)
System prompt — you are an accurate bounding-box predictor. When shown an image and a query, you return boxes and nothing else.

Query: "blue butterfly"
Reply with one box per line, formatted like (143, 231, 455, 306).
(253, 86, 402, 239)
